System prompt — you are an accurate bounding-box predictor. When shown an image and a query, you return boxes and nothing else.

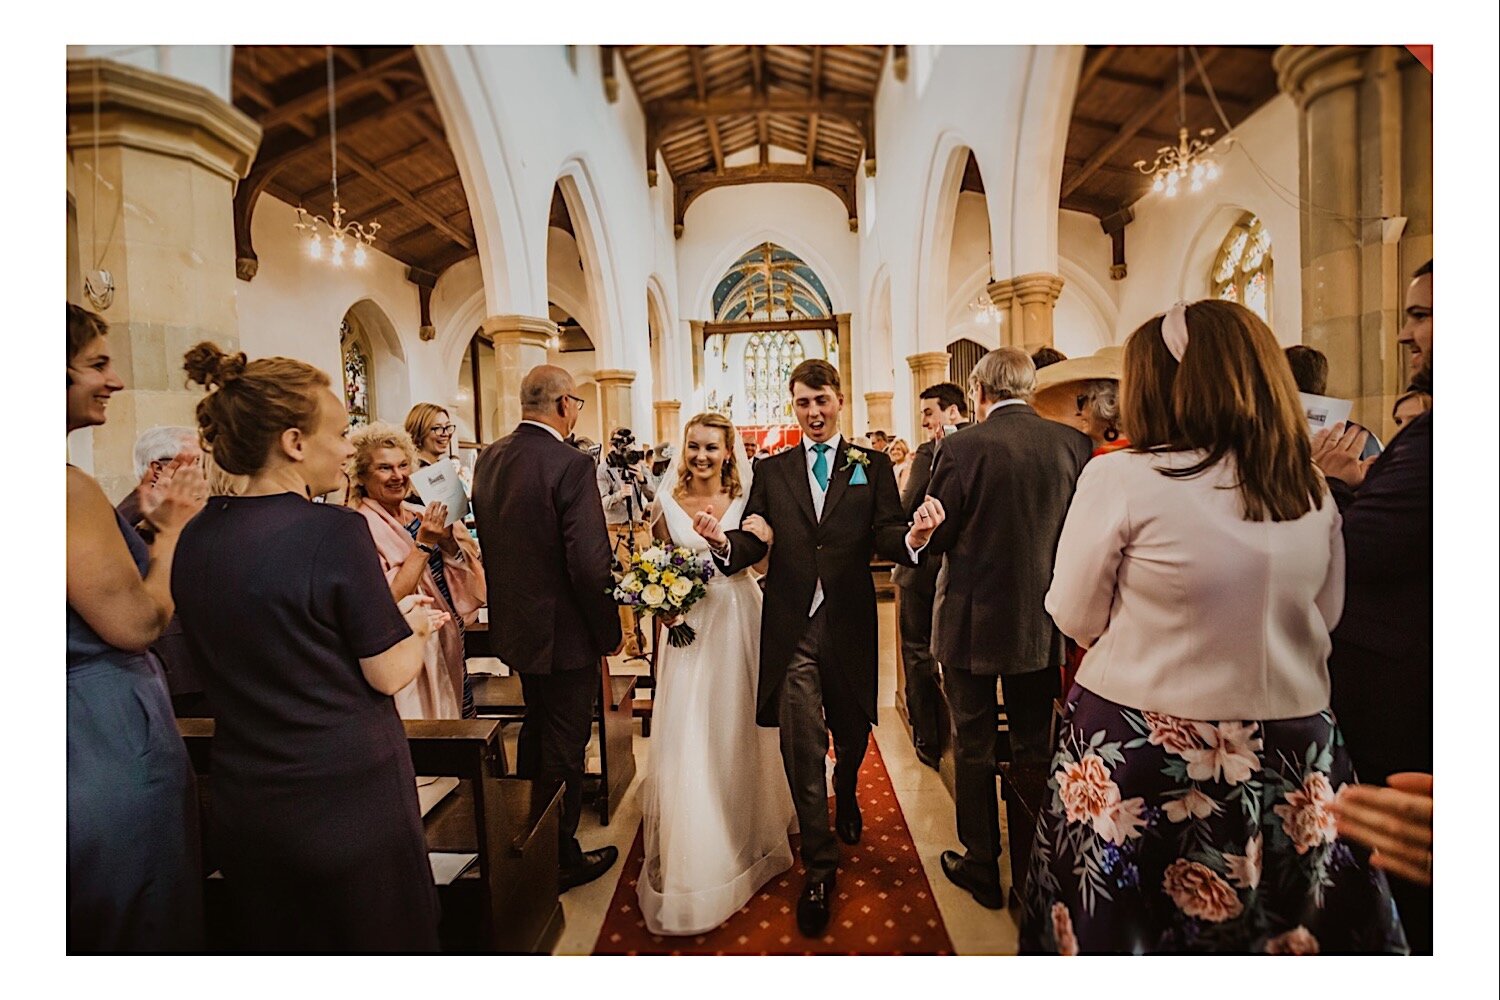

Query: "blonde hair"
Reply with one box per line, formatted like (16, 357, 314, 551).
(405, 402, 451, 455)
(348, 422, 420, 501)
(888, 438, 911, 463)
(183, 342, 331, 476)
(675, 412, 744, 500)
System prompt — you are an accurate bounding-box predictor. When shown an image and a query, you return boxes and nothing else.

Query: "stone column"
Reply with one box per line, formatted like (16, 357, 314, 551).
(594, 368, 637, 439)
(66, 58, 261, 501)
(482, 314, 555, 434)
(653, 399, 682, 447)
(835, 313, 854, 439)
(689, 320, 706, 396)
(1275, 45, 1432, 436)
(906, 351, 951, 441)
(987, 272, 1065, 352)
(864, 392, 894, 436)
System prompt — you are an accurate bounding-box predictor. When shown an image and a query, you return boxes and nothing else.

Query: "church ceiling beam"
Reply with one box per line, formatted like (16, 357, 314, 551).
(805, 113, 820, 172)
(1077, 46, 1117, 92)
(1061, 46, 1222, 200)
(337, 147, 474, 249)
(689, 46, 707, 99)
(672, 164, 856, 237)
(810, 46, 824, 98)
(1092, 66, 1256, 110)
(1070, 115, 1178, 147)
(235, 74, 317, 137)
(601, 46, 620, 103)
(758, 112, 769, 167)
(646, 93, 873, 130)
(707, 118, 726, 173)
(750, 44, 764, 95)
(255, 49, 416, 132)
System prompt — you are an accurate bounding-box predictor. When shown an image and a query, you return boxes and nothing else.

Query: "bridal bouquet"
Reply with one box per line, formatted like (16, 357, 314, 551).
(613, 544, 716, 648)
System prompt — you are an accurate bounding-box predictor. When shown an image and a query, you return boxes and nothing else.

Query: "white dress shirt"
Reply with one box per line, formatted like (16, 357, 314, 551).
(1045, 449, 1345, 721)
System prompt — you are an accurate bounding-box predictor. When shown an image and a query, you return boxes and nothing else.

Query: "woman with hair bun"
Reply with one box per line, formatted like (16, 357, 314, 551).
(172, 342, 446, 952)
(67, 304, 206, 952)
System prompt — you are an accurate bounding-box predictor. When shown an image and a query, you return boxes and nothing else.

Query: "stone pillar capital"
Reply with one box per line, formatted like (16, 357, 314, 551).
(481, 314, 556, 350)
(906, 351, 952, 372)
(592, 368, 638, 388)
(1273, 46, 1367, 109)
(67, 58, 261, 184)
(989, 272, 1064, 307)
(863, 390, 894, 402)
(653, 399, 681, 412)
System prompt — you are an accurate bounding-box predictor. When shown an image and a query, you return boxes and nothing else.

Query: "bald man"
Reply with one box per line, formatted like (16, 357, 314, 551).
(472, 365, 622, 891)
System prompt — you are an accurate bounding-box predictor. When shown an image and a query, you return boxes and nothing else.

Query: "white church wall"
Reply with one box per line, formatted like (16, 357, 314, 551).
(674, 182, 859, 416)
(1057, 94, 1303, 345)
(943, 191, 1000, 353)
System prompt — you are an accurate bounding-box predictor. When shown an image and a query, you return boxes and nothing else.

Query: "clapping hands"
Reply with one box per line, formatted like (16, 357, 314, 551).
(140, 451, 208, 535)
(1311, 423, 1375, 487)
(415, 502, 451, 550)
(397, 593, 451, 638)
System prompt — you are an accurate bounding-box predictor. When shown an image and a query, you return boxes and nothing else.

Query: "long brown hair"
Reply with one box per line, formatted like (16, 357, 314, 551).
(183, 342, 331, 476)
(1121, 300, 1325, 522)
(675, 412, 744, 500)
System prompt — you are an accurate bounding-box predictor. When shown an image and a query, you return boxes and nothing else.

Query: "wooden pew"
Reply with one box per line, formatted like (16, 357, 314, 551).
(465, 626, 637, 826)
(177, 717, 566, 954)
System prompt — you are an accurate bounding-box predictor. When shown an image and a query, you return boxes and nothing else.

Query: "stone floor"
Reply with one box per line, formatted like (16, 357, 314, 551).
(532, 599, 1021, 955)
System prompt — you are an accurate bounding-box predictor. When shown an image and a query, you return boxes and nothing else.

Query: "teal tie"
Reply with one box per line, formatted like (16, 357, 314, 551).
(811, 442, 831, 491)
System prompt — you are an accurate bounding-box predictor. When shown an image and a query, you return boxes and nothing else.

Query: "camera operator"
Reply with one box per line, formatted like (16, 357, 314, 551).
(597, 428, 655, 657)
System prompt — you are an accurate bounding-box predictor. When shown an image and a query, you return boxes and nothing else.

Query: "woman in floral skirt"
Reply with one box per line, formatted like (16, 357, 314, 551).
(1021, 300, 1408, 955)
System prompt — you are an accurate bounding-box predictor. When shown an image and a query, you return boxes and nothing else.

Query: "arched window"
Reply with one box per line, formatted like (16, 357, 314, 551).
(744, 331, 806, 425)
(340, 317, 374, 427)
(1212, 213, 1273, 324)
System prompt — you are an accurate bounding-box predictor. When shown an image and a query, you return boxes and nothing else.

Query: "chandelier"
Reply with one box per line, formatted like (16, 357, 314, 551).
(969, 250, 1002, 327)
(1135, 47, 1221, 197)
(295, 47, 380, 266)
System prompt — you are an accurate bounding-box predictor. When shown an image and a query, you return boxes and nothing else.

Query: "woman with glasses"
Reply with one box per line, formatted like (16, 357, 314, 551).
(405, 402, 456, 469)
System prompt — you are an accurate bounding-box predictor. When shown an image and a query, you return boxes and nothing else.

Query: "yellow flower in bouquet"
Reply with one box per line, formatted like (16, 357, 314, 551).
(610, 544, 718, 647)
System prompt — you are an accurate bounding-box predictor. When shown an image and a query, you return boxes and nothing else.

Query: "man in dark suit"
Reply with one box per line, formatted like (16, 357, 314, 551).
(472, 365, 623, 892)
(1313, 258, 1433, 953)
(694, 359, 946, 937)
(892, 381, 970, 769)
(922, 347, 1093, 909)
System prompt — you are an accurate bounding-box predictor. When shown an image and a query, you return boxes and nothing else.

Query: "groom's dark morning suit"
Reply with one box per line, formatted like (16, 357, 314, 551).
(719, 437, 915, 885)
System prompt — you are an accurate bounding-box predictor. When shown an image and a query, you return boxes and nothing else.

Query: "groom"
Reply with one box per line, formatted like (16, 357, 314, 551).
(694, 359, 945, 936)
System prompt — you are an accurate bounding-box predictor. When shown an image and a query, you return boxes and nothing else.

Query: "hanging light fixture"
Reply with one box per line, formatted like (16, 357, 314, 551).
(968, 250, 1003, 327)
(294, 47, 380, 266)
(1134, 47, 1222, 198)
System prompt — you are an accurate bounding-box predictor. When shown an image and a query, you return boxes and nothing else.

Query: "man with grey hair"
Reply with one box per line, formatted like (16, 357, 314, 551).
(920, 346, 1093, 909)
(116, 426, 200, 531)
(472, 364, 623, 892)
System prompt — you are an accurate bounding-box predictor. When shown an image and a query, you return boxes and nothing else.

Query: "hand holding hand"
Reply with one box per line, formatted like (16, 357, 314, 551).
(1311, 423, 1373, 487)
(906, 495, 946, 548)
(1330, 772, 1433, 886)
(742, 514, 773, 545)
(693, 505, 727, 550)
(143, 452, 208, 535)
(416, 502, 449, 547)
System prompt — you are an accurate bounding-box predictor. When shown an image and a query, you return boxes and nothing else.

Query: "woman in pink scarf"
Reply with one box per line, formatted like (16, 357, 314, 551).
(349, 423, 485, 719)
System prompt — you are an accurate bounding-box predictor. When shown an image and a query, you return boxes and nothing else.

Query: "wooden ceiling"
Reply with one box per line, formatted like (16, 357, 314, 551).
(1061, 45, 1280, 220)
(230, 45, 475, 288)
(615, 45, 889, 235)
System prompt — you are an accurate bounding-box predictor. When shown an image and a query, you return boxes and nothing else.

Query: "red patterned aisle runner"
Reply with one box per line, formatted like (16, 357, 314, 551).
(592, 739, 954, 955)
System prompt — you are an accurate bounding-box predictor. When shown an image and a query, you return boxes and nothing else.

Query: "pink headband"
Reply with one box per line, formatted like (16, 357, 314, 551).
(1161, 301, 1190, 362)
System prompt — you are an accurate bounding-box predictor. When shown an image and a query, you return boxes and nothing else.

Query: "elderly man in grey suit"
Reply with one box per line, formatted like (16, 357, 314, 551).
(921, 347, 1093, 909)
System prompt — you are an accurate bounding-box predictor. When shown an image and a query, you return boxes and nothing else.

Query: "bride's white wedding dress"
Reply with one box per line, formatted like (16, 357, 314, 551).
(637, 489, 795, 936)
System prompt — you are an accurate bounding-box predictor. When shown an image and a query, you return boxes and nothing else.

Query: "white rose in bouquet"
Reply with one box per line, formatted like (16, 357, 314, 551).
(669, 577, 693, 600)
(641, 583, 667, 608)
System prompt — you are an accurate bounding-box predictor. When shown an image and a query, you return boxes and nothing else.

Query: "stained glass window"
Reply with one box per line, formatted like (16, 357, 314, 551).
(744, 332, 806, 425)
(1212, 214, 1273, 324)
(340, 318, 372, 427)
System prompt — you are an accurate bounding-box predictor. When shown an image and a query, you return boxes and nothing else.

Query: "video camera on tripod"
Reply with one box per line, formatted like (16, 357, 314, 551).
(605, 427, 649, 481)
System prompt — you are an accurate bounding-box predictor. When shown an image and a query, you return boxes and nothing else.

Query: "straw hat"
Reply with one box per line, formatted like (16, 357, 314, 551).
(1035, 345, 1124, 392)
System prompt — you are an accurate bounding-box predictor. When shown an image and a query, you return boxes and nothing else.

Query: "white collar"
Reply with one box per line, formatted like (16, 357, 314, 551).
(521, 419, 565, 442)
(980, 398, 1029, 419)
(804, 432, 843, 456)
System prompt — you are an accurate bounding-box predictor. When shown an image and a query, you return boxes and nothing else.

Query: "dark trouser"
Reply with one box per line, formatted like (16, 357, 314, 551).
(517, 664, 598, 868)
(779, 605, 870, 884)
(897, 582, 944, 753)
(944, 663, 1059, 882)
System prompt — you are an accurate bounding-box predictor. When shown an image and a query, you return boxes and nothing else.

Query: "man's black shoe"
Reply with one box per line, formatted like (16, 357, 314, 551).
(835, 794, 862, 844)
(940, 850, 1004, 909)
(560, 845, 620, 892)
(796, 873, 836, 937)
(914, 743, 941, 771)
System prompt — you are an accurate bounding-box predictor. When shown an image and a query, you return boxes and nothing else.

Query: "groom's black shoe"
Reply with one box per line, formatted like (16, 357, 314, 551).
(940, 850, 1004, 910)
(835, 793, 862, 845)
(796, 873, 836, 937)
(560, 845, 619, 892)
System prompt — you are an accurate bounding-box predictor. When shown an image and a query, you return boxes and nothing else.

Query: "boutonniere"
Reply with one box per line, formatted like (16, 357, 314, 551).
(842, 447, 870, 485)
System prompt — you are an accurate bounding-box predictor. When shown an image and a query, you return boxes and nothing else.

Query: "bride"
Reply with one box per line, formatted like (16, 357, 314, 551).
(638, 412, 795, 936)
